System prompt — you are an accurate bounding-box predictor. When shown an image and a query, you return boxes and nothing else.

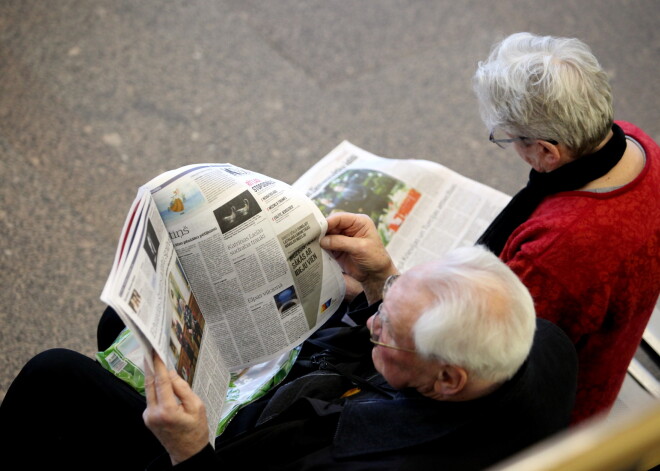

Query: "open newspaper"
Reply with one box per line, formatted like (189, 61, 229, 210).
(294, 140, 512, 271)
(100, 164, 346, 443)
(97, 141, 515, 441)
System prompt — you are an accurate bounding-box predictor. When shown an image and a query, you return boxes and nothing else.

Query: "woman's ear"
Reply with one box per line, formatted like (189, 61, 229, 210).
(537, 140, 564, 171)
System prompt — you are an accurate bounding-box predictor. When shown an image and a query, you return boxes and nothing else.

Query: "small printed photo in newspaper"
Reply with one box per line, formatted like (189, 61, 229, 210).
(273, 285, 299, 317)
(310, 168, 421, 245)
(212, 190, 262, 235)
(142, 218, 160, 273)
(167, 258, 205, 387)
(154, 180, 207, 225)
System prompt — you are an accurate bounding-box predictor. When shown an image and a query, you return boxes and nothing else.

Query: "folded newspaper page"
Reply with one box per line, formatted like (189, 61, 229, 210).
(100, 163, 346, 442)
(293, 140, 512, 269)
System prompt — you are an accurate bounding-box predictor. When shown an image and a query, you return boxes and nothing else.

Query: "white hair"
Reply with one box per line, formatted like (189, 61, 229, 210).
(473, 32, 613, 156)
(412, 245, 536, 383)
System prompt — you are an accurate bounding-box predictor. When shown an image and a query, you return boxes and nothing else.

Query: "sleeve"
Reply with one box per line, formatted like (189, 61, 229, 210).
(146, 444, 220, 471)
(342, 291, 380, 326)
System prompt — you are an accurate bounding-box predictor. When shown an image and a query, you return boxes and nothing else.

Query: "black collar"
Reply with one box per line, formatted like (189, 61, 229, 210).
(477, 123, 627, 255)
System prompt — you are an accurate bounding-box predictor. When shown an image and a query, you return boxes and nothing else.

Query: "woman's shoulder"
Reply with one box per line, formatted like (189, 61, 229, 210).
(504, 189, 658, 266)
(616, 121, 660, 156)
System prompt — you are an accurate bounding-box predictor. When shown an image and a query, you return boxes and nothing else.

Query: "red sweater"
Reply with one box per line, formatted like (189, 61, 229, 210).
(501, 121, 660, 424)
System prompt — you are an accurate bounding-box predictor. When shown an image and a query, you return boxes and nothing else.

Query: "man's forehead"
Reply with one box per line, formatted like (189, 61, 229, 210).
(394, 262, 441, 295)
(385, 269, 437, 324)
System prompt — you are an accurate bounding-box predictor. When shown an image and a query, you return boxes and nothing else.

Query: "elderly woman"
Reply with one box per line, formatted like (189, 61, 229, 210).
(473, 32, 660, 424)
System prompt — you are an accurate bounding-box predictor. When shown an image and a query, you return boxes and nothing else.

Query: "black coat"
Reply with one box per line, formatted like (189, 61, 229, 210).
(148, 299, 577, 471)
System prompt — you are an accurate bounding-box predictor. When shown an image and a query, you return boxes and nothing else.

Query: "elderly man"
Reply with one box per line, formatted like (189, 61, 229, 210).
(0, 213, 576, 470)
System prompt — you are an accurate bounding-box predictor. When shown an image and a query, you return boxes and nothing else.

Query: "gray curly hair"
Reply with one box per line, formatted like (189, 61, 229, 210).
(473, 32, 613, 157)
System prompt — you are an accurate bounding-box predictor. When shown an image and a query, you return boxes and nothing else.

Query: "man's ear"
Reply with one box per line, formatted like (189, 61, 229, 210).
(537, 140, 564, 172)
(433, 365, 468, 398)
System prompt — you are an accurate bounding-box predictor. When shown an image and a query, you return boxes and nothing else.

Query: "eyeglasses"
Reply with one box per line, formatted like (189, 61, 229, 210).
(489, 130, 558, 149)
(369, 275, 416, 353)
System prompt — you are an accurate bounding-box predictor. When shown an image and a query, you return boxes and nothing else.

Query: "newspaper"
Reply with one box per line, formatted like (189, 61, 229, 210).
(100, 163, 346, 443)
(293, 140, 512, 269)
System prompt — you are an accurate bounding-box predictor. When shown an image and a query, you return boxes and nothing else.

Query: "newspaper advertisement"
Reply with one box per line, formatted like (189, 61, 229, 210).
(293, 140, 512, 271)
(100, 163, 346, 441)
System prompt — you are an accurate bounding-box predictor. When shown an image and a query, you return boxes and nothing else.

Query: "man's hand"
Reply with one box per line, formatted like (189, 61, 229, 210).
(321, 212, 398, 304)
(143, 353, 209, 465)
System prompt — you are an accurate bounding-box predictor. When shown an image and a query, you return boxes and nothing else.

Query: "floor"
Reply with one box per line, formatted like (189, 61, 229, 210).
(1, 0, 658, 422)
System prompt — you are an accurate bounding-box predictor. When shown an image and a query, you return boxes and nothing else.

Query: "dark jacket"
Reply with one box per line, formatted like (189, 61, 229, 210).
(148, 301, 577, 471)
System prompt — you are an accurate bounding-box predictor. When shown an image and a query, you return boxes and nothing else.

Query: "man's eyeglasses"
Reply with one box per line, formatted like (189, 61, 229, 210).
(369, 275, 416, 353)
(489, 130, 558, 149)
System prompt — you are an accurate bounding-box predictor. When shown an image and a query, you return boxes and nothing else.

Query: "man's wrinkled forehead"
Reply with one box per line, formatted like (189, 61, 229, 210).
(385, 265, 439, 324)
(396, 261, 445, 296)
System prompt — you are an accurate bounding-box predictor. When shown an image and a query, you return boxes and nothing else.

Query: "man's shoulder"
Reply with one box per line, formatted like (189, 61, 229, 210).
(532, 318, 578, 367)
(522, 318, 578, 423)
(535, 317, 571, 340)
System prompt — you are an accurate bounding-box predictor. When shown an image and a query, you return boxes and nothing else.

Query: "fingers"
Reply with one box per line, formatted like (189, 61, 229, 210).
(145, 353, 179, 409)
(320, 231, 373, 255)
(146, 353, 202, 414)
(324, 212, 355, 234)
(153, 355, 175, 405)
(170, 371, 203, 412)
(144, 351, 166, 405)
(143, 367, 178, 435)
(144, 363, 157, 406)
(321, 213, 380, 255)
(153, 352, 168, 376)
(325, 212, 375, 237)
(142, 357, 209, 465)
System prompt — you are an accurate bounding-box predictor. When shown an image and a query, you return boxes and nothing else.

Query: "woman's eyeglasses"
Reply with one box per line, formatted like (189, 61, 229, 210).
(489, 129, 558, 149)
